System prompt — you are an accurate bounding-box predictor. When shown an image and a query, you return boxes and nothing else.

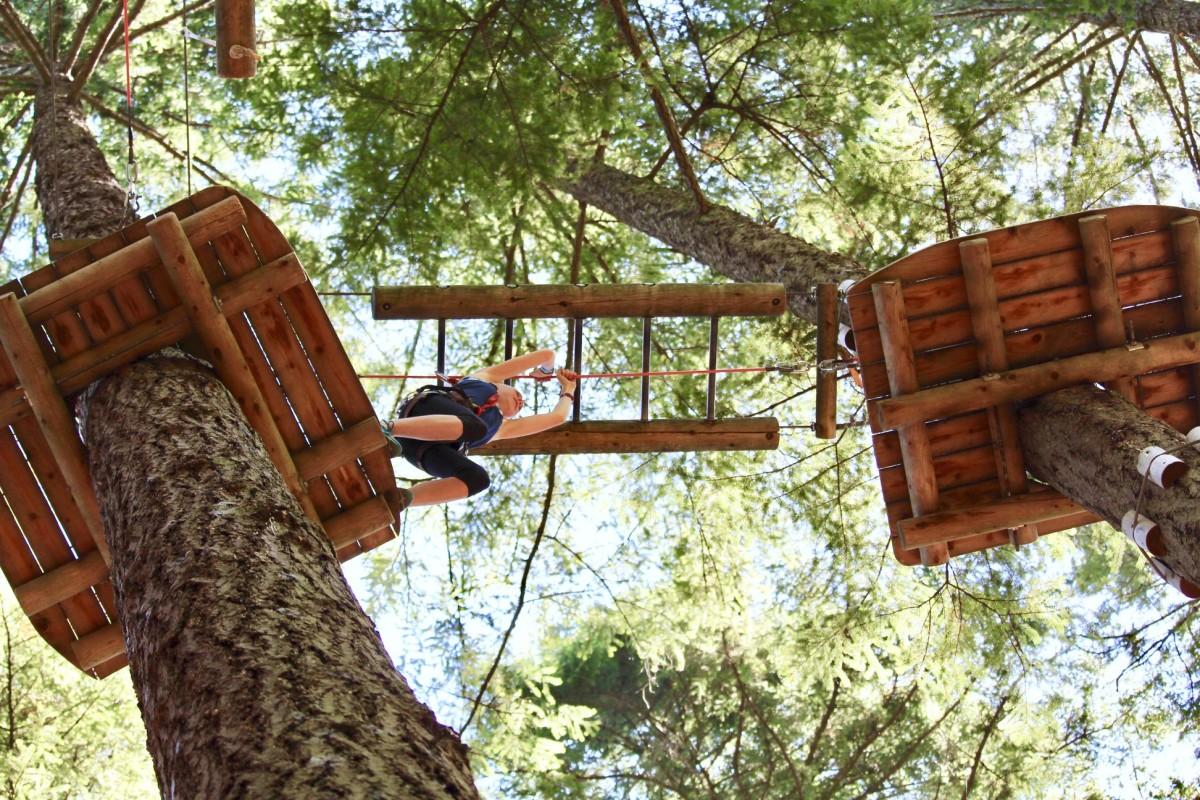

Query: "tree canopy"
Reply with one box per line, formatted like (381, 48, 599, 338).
(1, 0, 1200, 796)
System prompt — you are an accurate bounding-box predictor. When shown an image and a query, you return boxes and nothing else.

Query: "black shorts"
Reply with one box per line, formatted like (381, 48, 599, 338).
(397, 393, 491, 496)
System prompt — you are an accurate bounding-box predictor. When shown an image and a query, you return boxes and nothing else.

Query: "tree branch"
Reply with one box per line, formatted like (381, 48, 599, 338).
(458, 453, 557, 735)
(62, 0, 107, 72)
(607, 0, 708, 212)
(0, 0, 51, 82)
(67, 0, 124, 103)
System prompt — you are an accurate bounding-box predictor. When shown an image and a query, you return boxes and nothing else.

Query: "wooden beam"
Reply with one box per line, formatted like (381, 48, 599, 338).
(876, 329, 1200, 431)
(960, 239, 1037, 547)
(13, 549, 107, 617)
(0, 253, 308, 428)
(324, 495, 394, 550)
(22, 196, 247, 324)
(147, 213, 318, 523)
(873, 281, 947, 566)
(372, 283, 787, 320)
(473, 418, 779, 455)
(216, 0, 257, 78)
(814, 283, 837, 439)
(292, 418, 386, 481)
(48, 238, 97, 259)
(0, 293, 111, 564)
(71, 622, 124, 672)
(1171, 216, 1200, 423)
(1079, 215, 1137, 401)
(898, 490, 1080, 549)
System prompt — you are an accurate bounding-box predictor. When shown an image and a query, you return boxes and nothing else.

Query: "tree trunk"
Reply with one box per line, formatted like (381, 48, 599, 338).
(28, 66, 481, 798)
(1019, 384, 1200, 585)
(558, 162, 861, 326)
(80, 354, 478, 798)
(1083, 0, 1200, 38)
(32, 79, 130, 240)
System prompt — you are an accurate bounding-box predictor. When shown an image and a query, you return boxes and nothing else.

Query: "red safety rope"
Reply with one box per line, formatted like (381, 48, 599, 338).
(358, 366, 797, 381)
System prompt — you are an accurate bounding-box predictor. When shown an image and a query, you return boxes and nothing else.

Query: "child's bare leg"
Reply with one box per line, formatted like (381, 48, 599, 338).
(388, 415, 464, 441)
(410, 477, 470, 506)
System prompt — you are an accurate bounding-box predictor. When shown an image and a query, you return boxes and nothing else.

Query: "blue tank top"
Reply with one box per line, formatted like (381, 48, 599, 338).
(454, 377, 503, 449)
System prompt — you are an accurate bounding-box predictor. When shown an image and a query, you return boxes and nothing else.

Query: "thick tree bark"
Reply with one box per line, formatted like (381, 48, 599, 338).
(558, 162, 861, 326)
(1019, 384, 1200, 584)
(1084, 0, 1200, 38)
(80, 354, 478, 798)
(32, 79, 129, 239)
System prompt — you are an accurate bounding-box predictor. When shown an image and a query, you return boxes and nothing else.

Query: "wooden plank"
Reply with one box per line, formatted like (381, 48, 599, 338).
(20, 196, 246, 324)
(897, 490, 1079, 549)
(147, 213, 319, 524)
(1171, 215, 1200, 423)
(878, 444, 998, 504)
(1137, 367, 1193, 407)
(19, 263, 91, 361)
(861, 297, 1186, 414)
(81, 230, 161, 332)
(873, 281, 946, 566)
(0, 428, 110, 640)
(473, 418, 780, 455)
(373, 283, 788, 320)
(854, 263, 1180, 397)
(324, 495, 395, 550)
(0, 294, 109, 562)
(40, 246, 126, 349)
(815, 284, 838, 438)
(48, 238, 97, 259)
(848, 205, 1191, 301)
(1145, 396, 1199, 433)
(292, 418, 387, 481)
(873, 410, 992, 469)
(848, 227, 1174, 333)
(0, 254, 309, 428)
(240, 201, 396, 553)
(208, 229, 374, 514)
(877, 327, 1200, 431)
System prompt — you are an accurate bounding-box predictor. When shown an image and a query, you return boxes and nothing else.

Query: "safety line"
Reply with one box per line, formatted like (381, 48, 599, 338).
(358, 366, 799, 381)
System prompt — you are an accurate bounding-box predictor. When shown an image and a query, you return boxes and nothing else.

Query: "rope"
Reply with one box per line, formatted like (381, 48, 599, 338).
(121, 0, 139, 222)
(358, 365, 802, 381)
(182, 4, 192, 195)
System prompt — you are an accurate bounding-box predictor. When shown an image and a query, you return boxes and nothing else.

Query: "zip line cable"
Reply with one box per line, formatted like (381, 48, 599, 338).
(358, 366, 802, 381)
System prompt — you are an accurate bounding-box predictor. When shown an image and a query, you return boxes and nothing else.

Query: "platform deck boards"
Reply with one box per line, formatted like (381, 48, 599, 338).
(0, 187, 398, 676)
(847, 205, 1200, 565)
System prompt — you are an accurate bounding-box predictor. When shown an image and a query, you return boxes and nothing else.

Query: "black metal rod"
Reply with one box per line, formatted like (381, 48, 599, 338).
(641, 316, 651, 422)
(503, 318, 515, 385)
(707, 316, 719, 421)
(436, 318, 446, 387)
(573, 317, 584, 423)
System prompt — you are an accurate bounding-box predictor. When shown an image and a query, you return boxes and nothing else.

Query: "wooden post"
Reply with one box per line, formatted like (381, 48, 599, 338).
(216, 0, 257, 79)
(959, 239, 1037, 547)
(13, 549, 108, 617)
(873, 281, 948, 566)
(876, 329, 1200, 431)
(146, 213, 318, 523)
(1079, 215, 1137, 402)
(815, 283, 838, 439)
(71, 622, 124, 672)
(1171, 216, 1200, 422)
(372, 283, 788, 320)
(0, 294, 111, 564)
(292, 418, 387, 481)
(473, 418, 779, 455)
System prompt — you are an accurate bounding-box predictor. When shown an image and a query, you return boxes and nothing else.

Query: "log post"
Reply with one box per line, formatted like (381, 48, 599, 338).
(1171, 216, 1200, 423)
(873, 281, 948, 566)
(959, 239, 1037, 546)
(216, 0, 257, 78)
(1019, 384, 1200, 589)
(146, 213, 318, 523)
(1079, 215, 1138, 402)
(814, 283, 838, 439)
(0, 294, 111, 563)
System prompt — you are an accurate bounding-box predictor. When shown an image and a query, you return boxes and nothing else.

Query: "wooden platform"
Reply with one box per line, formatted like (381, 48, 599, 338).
(0, 187, 399, 676)
(848, 206, 1200, 566)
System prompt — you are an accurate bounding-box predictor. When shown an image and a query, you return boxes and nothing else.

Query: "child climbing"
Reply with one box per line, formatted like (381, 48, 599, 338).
(384, 348, 578, 507)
